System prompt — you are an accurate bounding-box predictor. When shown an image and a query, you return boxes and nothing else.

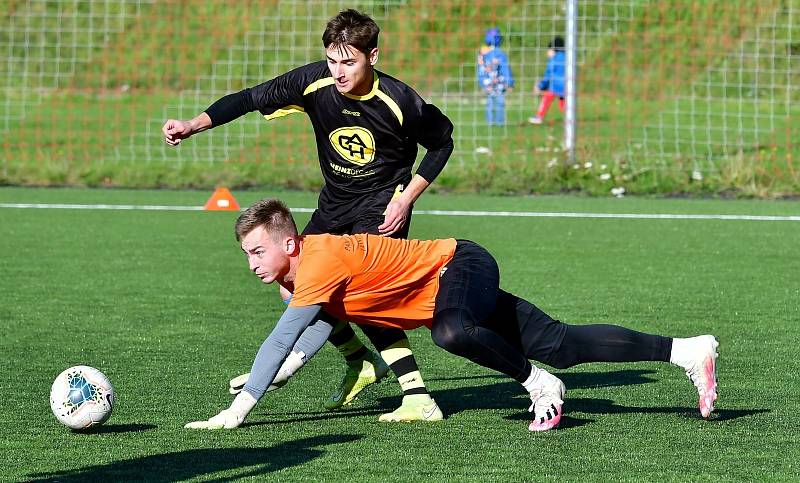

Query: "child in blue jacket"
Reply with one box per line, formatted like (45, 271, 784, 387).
(478, 28, 514, 125)
(529, 36, 566, 124)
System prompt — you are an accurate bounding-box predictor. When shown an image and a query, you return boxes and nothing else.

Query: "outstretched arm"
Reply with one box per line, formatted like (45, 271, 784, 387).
(185, 304, 327, 429)
(243, 305, 329, 399)
(229, 311, 337, 394)
(163, 88, 256, 145)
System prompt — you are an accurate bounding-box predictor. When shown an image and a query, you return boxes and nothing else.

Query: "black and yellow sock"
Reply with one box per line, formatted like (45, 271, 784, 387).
(327, 320, 368, 363)
(380, 338, 429, 396)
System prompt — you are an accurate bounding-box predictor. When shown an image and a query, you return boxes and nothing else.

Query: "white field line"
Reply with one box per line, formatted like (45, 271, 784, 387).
(1, 202, 799, 221)
(0, 203, 205, 211)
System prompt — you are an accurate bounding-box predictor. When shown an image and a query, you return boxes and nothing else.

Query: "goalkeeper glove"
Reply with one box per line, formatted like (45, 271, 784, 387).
(184, 391, 257, 430)
(229, 350, 305, 395)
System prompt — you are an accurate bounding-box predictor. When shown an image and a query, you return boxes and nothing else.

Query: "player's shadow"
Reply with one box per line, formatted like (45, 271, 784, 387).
(247, 405, 387, 426)
(436, 372, 767, 423)
(544, 397, 768, 422)
(258, 369, 658, 425)
(426, 369, 661, 417)
(72, 423, 156, 434)
(26, 433, 361, 482)
(252, 369, 767, 427)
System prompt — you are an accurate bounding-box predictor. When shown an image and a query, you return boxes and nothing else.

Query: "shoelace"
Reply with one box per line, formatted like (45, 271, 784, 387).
(685, 363, 710, 396)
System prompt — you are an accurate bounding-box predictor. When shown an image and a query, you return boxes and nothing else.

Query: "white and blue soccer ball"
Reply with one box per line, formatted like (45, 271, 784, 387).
(50, 365, 114, 430)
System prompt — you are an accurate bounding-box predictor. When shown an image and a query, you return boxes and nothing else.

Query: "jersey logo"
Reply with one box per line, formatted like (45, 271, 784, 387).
(329, 127, 376, 166)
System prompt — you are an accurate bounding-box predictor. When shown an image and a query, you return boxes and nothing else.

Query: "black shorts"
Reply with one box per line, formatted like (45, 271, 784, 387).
(434, 240, 566, 364)
(303, 184, 411, 239)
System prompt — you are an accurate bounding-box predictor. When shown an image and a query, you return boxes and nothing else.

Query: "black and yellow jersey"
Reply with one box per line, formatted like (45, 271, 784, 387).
(205, 61, 453, 226)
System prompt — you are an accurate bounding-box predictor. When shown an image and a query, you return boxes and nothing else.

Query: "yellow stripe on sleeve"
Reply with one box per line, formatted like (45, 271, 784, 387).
(303, 77, 336, 95)
(263, 105, 305, 121)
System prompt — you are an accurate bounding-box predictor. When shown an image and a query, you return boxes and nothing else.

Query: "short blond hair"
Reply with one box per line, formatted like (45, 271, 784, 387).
(234, 199, 298, 242)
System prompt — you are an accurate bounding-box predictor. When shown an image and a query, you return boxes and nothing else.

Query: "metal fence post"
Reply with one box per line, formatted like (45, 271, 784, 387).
(565, 0, 578, 165)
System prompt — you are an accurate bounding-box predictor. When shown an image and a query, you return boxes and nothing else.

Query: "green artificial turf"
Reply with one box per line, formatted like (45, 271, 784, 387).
(1, 187, 798, 481)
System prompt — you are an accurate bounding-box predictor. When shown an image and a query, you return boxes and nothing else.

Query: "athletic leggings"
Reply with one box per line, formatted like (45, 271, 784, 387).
(430, 241, 672, 383)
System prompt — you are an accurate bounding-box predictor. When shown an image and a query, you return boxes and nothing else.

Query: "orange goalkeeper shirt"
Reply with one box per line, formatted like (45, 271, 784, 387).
(289, 234, 457, 330)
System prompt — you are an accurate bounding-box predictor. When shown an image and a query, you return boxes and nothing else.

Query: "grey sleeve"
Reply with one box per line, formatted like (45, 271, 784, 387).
(243, 305, 324, 400)
(292, 310, 339, 362)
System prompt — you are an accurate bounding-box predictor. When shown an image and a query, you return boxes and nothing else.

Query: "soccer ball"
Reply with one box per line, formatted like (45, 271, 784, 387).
(50, 365, 114, 430)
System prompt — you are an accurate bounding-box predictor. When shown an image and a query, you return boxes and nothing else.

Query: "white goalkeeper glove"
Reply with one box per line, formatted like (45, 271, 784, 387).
(229, 350, 305, 395)
(229, 372, 253, 395)
(184, 391, 257, 430)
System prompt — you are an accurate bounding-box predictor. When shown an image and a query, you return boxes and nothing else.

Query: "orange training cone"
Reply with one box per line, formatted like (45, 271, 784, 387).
(204, 187, 240, 211)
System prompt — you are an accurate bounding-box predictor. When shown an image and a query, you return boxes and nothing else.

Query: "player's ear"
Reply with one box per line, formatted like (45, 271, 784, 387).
(368, 47, 379, 66)
(284, 236, 299, 256)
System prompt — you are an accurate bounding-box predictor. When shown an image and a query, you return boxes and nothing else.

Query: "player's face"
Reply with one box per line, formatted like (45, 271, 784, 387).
(240, 226, 292, 285)
(326, 43, 378, 95)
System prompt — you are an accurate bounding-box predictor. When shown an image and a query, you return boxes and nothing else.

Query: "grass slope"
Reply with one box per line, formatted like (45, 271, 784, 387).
(2, 1, 798, 195)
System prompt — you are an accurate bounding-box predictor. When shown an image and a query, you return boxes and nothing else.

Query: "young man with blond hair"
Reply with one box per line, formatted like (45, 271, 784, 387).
(186, 199, 719, 432)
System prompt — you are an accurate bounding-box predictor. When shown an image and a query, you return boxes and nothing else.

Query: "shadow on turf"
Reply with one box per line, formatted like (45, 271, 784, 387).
(26, 434, 362, 482)
(253, 369, 661, 425)
(73, 423, 156, 434)
(438, 372, 768, 424)
(427, 369, 662, 416)
(429, 369, 661, 390)
(535, 397, 768, 422)
(247, 370, 765, 428)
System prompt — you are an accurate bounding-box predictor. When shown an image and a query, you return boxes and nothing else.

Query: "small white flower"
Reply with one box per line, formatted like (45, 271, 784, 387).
(600, 164, 608, 170)
(611, 187, 626, 197)
(546, 158, 558, 168)
(475, 146, 492, 155)
(572, 163, 581, 170)
(599, 173, 611, 181)
(584, 162, 593, 169)
(691, 170, 703, 181)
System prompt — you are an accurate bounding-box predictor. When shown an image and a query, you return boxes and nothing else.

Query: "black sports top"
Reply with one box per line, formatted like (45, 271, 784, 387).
(205, 61, 454, 223)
